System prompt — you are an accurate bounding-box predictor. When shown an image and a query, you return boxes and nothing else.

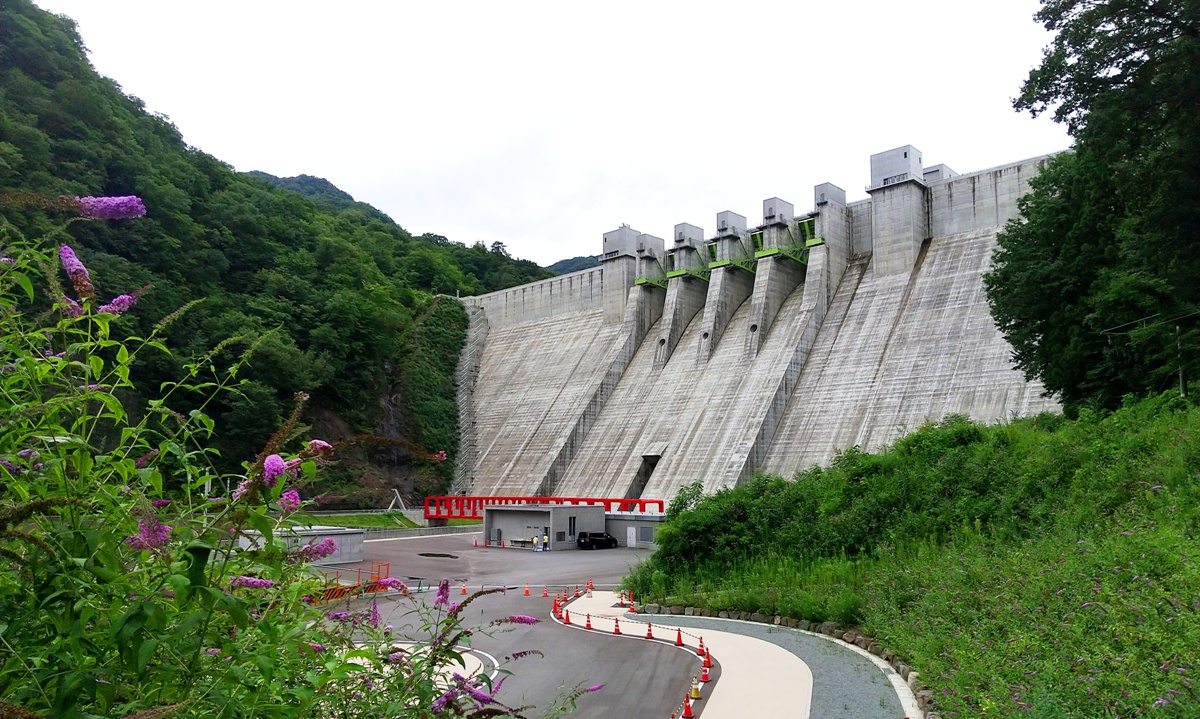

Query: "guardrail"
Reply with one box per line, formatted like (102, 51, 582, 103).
(361, 524, 481, 541)
(424, 495, 665, 520)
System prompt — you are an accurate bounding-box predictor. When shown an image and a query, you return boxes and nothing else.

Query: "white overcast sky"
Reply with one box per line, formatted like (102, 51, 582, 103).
(34, 0, 1069, 267)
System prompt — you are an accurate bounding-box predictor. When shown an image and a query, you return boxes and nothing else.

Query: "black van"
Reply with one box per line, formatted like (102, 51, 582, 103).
(576, 531, 619, 550)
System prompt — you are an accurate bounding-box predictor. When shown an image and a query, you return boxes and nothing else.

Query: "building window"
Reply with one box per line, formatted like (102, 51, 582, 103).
(568, 516, 576, 539)
(555, 531, 566, 542)
(639, 526, 655, 542)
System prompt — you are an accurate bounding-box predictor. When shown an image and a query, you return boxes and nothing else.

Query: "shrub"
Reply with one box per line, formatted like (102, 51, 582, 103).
(0, 208, 586, 718)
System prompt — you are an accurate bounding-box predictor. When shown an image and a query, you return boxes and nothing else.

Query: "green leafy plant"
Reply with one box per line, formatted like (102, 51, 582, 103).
(0, 211, 586, 718)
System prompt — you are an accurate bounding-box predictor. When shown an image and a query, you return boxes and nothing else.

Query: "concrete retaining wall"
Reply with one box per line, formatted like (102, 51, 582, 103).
(465, 267, 605, 328)
(361, 524, 480, 541)
(240, 526, 364, 563)
(928, 155, 1051, 237)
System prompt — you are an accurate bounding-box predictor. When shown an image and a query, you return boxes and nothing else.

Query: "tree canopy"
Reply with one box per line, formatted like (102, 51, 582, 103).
(986, 0, 1200, 411)
(0, 0, 553, 498)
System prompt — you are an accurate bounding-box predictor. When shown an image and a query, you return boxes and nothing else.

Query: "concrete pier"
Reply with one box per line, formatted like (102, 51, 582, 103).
(698, 266, 754, 363)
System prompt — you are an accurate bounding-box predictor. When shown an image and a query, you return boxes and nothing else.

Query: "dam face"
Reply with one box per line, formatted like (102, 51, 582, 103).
(454, 148, 1059, 499)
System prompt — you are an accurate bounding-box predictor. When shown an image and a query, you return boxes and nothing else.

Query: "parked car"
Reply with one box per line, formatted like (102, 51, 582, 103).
(576, 531, 619, 550)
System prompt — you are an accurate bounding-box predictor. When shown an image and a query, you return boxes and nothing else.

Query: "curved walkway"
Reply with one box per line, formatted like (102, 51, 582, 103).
(564, 591, 918, 719)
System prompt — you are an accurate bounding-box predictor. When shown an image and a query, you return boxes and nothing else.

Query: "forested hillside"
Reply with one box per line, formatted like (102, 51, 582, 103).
(0, 0, 551, 503)
(546, 254, 599, 274)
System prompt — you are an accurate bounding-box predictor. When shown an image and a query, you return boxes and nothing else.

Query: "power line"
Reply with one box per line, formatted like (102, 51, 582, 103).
(1101, 308, 1200, 336)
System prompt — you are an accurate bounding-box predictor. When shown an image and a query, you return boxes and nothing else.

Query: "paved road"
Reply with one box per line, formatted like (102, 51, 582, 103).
(338, 533, 698, 718)
(332, 533, 913, 719)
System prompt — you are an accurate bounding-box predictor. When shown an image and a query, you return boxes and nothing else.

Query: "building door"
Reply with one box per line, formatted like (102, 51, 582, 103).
(626, 527, 636, 548)
(568, 516, 576, 541)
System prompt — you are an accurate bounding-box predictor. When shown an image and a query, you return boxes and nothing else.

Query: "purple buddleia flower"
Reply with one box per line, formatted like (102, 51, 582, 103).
(387, 650, 406, 663)
(0, 459, 19, 476)
(59, 245, 94, 299)
(74, 195, 147, 220)
(377, 577, 406, 592)
(262, 454, 285, 487)
(204, 648, 221, 656)
(326, 611, 352, 621)
(231, 478, 253, 502)
(431, 688, 459, 714)
(151, 499, 171, 508)
(0, 257, 13, 264)
(462, 683, 495, 706)
(125, 516, 172, 551)
(434, 579, 450, 606)
(230, 576, 276, 589)
(97, 293, 137, 315)
(135, 449, 159, 468)
(369, 599, 380, 628)
(61, 295, 83, 318)
(16, 449, 38, 460)
(499, 614, 540, 625)
(290, 537, 337, 563)
(303, 438, 333, 457)
(585, 684, 604, 693)
(278, 488, 302, 512)
(308, 643, 327, 653)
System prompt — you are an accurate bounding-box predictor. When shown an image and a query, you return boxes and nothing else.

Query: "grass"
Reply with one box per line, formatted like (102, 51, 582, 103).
(293, 513, 482, 529)
(627, 391, 1200, 717)
(294, 512, 420, 529)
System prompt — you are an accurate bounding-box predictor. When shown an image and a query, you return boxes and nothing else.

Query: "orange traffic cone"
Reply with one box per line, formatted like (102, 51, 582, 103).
(646, 622, 653, 639)
(675, 629, 684, 646)
(574, 585, 580, 598)
(524, 583, 530, 596)
(564, 609, 571, 625)
(587, 577, 593, 590)
(613, 619, 621, 635)
(473, 537, 478, 547)
(681, 694, 694, 718)
(460, 582, 467, 595)
(553, 597, 559, 615)
(542, 585, 548, 597)
(700, 665, 710, 683)
(698, 637, 706, 657)
(585, 614, 592, 630)
(703, 651, 713, 669)
(618, 591, 626, 608)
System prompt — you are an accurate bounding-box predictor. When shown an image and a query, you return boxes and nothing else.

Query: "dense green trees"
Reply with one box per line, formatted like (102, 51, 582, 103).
(0, 0, 550, 498)
(546, 254, 599, 274)
(986, 0, 1200, 410)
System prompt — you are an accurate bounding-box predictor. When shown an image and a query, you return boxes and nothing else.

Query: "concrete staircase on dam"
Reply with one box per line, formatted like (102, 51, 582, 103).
(455, 148, 1061, 501)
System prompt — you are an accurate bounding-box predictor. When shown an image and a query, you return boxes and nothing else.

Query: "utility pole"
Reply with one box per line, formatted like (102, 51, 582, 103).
(1178, 325, 1187, 398)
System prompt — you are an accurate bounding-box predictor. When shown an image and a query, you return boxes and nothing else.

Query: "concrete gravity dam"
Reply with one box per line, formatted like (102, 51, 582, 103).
(452, 146, 1059, 501)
